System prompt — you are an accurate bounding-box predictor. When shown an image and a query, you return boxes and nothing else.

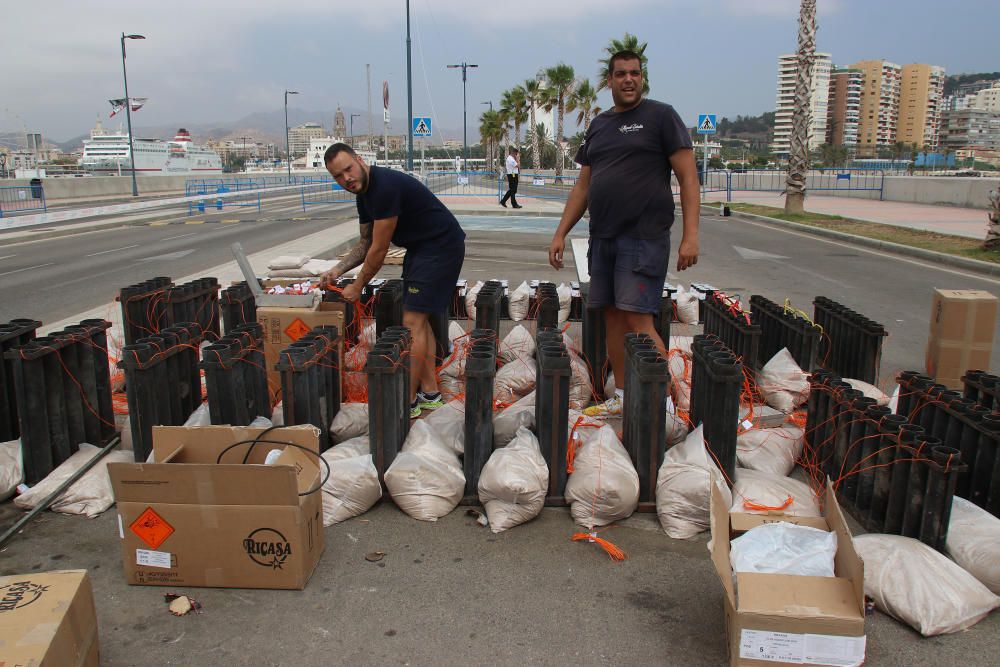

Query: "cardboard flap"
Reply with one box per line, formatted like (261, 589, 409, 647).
(710, 481, 736, 605)
(274, 443, 322, 495)
(109, 461, 300, 506)
(152, 424, 321, 463)
(729, 512, 830, 533)
(825, 479, 865, 615)
(735, 572, 861, 621)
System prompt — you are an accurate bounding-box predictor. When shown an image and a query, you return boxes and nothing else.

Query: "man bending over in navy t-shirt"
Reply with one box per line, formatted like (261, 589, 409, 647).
(320, 143, 466, 418)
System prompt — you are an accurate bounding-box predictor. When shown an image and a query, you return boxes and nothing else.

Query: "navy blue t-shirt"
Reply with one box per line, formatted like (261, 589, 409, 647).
(356, 166, 465, 249)
(575, 99, 692, 239)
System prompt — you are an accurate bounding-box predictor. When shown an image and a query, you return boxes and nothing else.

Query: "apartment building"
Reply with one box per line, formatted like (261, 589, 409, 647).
(826, 68, 863, 148)
(849, 60, 902, 156)
(897, 64, 946, 149)
(288, 122, 326, 157)
(939, 109, 1000, 152)
(771, 53, 832, 155)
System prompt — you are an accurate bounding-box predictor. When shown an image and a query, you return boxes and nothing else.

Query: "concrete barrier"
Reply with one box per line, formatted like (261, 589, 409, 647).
(6, 174, 191, 200)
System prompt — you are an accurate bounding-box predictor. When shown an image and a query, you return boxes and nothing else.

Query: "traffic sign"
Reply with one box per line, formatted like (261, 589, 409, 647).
(412, 117, 432, 137)
(697, 114, 717, 134)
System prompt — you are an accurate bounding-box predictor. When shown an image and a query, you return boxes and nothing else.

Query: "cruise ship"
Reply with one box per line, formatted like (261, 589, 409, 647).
(79, 120, 222, 175)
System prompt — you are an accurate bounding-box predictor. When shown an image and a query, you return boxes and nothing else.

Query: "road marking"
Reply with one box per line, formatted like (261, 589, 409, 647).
(0, 262, 54, 278)
(732, 245, 790, 261)
(222, 219, 240, 224)
(137, 249, 196, 262)
(85, 244, 140, 257)
(149, 221, 171, 226)
(292, 217, 311, 221)
(186, 220, 205, 225)
(0, 254, 18, 261)
(162, 232, 199, 241)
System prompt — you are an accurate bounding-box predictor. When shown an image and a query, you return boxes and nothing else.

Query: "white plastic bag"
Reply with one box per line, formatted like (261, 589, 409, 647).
(14, 444, 134, 517)
(499, 324, 535, 364)
(844, 378, 890, 406)
(184, 402, 211, 426)
(947, 497, 1000, 594)
(267, 254, 310, 270)
(478, 427, 548, 532)
(855, 533, 1000, 636)
(423, 399, 466, 455)
(331, 403, 369, 443)
(271, 401, 285, 426)
(494, 357, 536, 405)
(320, 436, 381, 526)
(565, 424, 639, 528)
(508, 281, 531, 321)
(757, 348, 810, 413)
(730, 522, 837, 577)
(730, 468, 820, 517)
(384, 421, 465, 521)
(465, 281, 484, 319)
(656, 426, 732, 539)
(556, 283, 572, 324)
(736, 425, 805, 477)
(675, 285, 699, 324)
(494, 392, 535, 448)
(0, 439, 23, 501)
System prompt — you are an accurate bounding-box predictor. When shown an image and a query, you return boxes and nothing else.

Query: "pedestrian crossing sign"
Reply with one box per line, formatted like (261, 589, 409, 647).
(697, 114, 717, 134)
(412, 117, 432, 137)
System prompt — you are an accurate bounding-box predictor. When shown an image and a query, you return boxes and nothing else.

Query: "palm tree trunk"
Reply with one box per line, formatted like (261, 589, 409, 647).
(555, 98, 565, 182)
(514, 120, 522, 150)
(530, 106, 540, 171)
(784, 0, 817, 215)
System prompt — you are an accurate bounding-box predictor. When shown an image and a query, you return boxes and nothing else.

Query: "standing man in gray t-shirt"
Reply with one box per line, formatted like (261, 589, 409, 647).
(548, 49, 700, 416)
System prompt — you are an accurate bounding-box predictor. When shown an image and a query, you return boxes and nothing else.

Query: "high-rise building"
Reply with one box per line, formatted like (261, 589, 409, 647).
(939, 109, 1000, 152)
(971, 82, 1000, 112)
(771, 53, 833, 156)
(288, 122, 326, 157)
(333, 107, 347, 139)
(826, 68, 863, 149)
(897, 64, 946, 149)
(850, 60, 901, 156)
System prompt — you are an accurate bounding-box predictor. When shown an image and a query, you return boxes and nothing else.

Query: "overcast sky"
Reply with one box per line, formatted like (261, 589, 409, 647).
(2, 0, 996, 142)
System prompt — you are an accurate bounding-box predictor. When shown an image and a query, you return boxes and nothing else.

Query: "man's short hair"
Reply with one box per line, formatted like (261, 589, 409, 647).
(324, 142, 356, 165)
(509, 146, 519, 154)
(608, 49, 643, 77)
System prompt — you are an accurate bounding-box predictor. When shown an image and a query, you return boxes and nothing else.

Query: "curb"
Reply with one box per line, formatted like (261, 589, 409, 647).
(729, 210, 1000, 278)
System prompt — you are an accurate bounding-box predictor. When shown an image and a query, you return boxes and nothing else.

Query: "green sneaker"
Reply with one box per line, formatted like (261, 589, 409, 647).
(417, 391, 444, 410)
(409, 402, 421, 419)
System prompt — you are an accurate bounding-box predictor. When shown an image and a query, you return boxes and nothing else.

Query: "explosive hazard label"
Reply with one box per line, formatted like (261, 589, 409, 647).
(284, 318, 311, 341)
(130, 507, 175, 550)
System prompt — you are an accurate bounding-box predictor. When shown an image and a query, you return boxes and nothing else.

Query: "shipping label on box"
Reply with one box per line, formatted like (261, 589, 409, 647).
(926, 289, 997, 389)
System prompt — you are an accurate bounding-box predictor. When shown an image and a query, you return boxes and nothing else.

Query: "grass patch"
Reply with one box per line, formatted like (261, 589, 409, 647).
(714, 202, 999, 265)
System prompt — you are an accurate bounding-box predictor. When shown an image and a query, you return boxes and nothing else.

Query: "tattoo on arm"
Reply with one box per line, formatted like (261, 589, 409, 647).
(338, 223, 373, 271)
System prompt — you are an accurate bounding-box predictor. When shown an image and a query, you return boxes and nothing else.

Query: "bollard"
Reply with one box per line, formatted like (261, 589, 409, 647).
(463, 337, 497, 503)
(535, 332, 571, 504)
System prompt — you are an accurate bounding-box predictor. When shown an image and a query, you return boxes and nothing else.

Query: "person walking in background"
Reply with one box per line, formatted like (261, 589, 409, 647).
(500, 147, 522, 209)
(320, 143, 466, 419)
(547, 49, 700, 417)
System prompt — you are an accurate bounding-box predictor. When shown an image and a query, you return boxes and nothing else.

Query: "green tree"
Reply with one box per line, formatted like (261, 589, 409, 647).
(478, 109, 503, 173)
(523, 78, 544, 171)
(501, 86, 529, 150)
(543, 63, 576, 181)
(523, 123, 556, 169)
(570, 79, 601, 133)
(597, 32, 649, 93)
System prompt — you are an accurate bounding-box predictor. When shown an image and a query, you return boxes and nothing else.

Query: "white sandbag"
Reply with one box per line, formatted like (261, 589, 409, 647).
(320, 436, 381, 526)
(556, 283, 572, 324)
(668, 335, 694, 356)
(478, 426, 548, 532)
(730, 468, 820, 517)
(565, 424, 639, 528)
(656, 425, 732, 539)
(499, 324, 535, 364)
(604, 372, 617, 401)
(563, 331, 582, 357)
(302, 258, 336, 275)
(384, 421, 465, 521)
(855, 533, 1000, 636)
(736, 425, 805, 477)
(494, 357, 536, 405)
(757, 348, 809, 413)
(465, 281, 484, 319)
(439, 375, 464, 401)
(0, 439, 23, 501)
(947, 497, 1000, 594)
(117, 415, 133, 452)
(14, 444, 134, 517)
(844, 378, 890, 406)
(508, 281, 531, 322)
(184, 402, 211, 426)
(267, 254, 310, 270)
(675, 285, 699, 324)
(569, 355, 594, 410)
(271, 401, 285, 426)
(668, 353, 691, 412)
(665, 411, 690, 447)
(730, 522, 837, 577)
(494, 392, 535, 448)
(359, 322, 377, 348)
(423, 399, 466, 455)
(331, 403, 369, 443)
(248, 415, 272, 428)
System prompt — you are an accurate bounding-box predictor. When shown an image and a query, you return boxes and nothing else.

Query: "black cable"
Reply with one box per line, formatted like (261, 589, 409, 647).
(216, 434, 331, 496)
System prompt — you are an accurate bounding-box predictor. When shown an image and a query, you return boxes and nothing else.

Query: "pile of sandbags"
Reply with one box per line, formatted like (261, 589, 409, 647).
(508, 281, 531, 322)
(14, 444, 134, 517)
(736, 424, 805, 477)
(384, 421, 464, 521)
(656, 426, 731, 539)
(319, 436, 381, 526)
(423, 399, 466, 455)
(266, 255, 338, 279)
(565, 424, 639, 528)
(438, 321, 470, 400)
(494, 392, 535, 448)
(331, 403, 369, 444)
(478, 426, 548, 532)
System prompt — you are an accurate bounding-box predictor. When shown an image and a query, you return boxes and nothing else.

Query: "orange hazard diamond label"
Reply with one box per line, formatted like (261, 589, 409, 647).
(130, 507, 174, 550)
(284, 317, 311, 341)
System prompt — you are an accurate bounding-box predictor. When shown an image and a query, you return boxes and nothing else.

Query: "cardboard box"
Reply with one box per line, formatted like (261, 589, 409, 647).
(925, 289, 997, 389)
(257, 298, 345, 397)
(710, 481, 866, 667)
(108, 425, 324, 590)
(0, 569, 99, 666)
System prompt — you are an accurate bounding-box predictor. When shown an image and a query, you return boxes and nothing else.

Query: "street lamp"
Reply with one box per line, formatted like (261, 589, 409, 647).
(481, 101, 493, 112)
(120, 33, 145, 197)
(284, 90, 299, 181)
(447, 62, 478, 171)
(350, 113, 361, 144)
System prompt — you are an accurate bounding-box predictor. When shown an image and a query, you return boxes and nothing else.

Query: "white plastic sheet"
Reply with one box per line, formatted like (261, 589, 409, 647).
(730, 521, 837, 577)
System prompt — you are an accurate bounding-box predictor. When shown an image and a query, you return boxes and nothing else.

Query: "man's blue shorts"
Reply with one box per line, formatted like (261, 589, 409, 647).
(587, 234, 670, 314)
(401, 239, 465, 314)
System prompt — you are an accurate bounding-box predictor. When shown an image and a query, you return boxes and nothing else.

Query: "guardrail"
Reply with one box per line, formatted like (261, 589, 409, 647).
(725, 168, 885, 201)
(495, 172, 578, 201)
(300, 177, 354, 209)
(425, 170, 498, 197)
(0, 184, 47, 218)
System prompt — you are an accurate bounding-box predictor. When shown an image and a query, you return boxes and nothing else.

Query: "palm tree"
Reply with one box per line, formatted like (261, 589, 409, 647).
(502, 86, 529, 150)
(543, 64, 576, 181)
(478, 109, 503, 173)
(597, 33, 649, 93)
(523, 78, 544, 170)
(784, 0, 817, 215)
(569, 79, 601, 134)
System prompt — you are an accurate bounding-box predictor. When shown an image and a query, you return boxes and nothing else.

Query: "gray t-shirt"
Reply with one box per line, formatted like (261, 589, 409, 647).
(574, 99, 692, 239)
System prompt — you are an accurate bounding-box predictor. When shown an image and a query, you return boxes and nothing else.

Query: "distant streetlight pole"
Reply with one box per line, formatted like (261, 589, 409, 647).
(350, 113, 362, 144)
(481, 101, 493, 111)
(447, 61, 478, 171)
(284, 90, 299, 181)
(120, 33, 145, 197)
(406, 0, 413, 171)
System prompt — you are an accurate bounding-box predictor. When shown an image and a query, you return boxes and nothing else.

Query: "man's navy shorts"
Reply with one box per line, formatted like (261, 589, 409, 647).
(587, 234, 670, 314)
(401, 239, 466, 314)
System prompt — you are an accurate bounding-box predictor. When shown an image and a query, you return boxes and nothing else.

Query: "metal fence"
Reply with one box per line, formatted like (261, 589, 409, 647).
(0, 184, 47, 218)
(725, 168, 885, 201)
(495, 172, 578, 201)
(424, 171, 498, 197)
(300, 178, 354, 210)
